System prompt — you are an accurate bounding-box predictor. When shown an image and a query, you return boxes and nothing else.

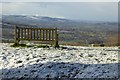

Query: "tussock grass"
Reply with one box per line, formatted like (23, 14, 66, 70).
(10, 43, 34, 48)
(37, 45, 49, 48)
(10, 43, 51, 48)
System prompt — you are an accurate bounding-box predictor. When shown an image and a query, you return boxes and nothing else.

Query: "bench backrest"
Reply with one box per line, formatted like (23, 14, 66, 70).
(15, 26, 58, 45)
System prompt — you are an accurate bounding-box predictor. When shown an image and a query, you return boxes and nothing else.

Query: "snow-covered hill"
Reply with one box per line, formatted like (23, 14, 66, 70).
(2, 15, 72, 25)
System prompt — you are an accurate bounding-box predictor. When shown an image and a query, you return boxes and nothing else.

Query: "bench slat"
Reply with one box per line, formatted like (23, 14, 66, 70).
(46, 30, 48, 40)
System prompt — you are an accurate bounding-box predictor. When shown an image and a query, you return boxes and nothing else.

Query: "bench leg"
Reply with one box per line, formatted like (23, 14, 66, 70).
(54, 40, 59, 48)
(15, 39, 20, 45)
(54, 34, 59, 48)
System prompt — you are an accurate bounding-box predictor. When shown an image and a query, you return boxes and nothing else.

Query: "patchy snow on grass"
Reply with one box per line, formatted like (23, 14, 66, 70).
(0, 43, 119, 78)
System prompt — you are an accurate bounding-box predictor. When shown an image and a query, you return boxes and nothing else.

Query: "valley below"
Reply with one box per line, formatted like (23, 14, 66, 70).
(1, 15, 119, 46)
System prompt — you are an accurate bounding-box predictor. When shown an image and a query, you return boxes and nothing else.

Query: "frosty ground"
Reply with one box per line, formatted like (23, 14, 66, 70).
(0, 43, 119, 79)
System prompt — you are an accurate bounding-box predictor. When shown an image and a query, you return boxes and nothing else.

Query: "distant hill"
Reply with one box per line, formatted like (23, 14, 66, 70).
(2, 15, 117, 29)
(2, 15, 73, 26)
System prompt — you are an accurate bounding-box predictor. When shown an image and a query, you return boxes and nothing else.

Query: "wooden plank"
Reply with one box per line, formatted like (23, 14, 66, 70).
(38, 30, 40, 40)
(25, 28, 27, 39)
(15, 26, 17, 42)
(23, 28, 25, 39)
(18, 28, 19, 39)
(32, 29, 34, 39)
(16, 27, 18, 39)
(19, 28, 21, 38)
(36, 29, 38, 40)
(18, 38, 55, 41)
(55, 28, 57, 41)
(27, 28, 29, 39)
(52, 30, 54, 40)
(22, 28, 24, 39)
(46, 30, 48, 40)
(20, 28, 22, 39)
(18, 28, 20, 39)
(26, 28, 28, 39)
(19, 27, 56, 30)
(49, 30, 51, 40)
(21, 28, 23, 39)
(43, 30, 44, 40)
(33, 29, 36, 39)
(30, 29, 32, 40)
(15, 26, 20, 44)
(40, 29, 42, 40)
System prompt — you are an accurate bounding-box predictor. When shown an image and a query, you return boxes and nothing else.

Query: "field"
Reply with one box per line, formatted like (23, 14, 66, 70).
(0, 43, 119, 78)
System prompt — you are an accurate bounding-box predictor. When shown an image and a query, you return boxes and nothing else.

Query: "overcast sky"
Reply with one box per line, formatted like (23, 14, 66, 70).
(1, 0, 119, 2)
(1, 1, 118, 22)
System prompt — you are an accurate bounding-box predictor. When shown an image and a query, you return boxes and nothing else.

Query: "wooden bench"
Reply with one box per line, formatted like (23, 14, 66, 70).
(14, 26, 59, 47)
